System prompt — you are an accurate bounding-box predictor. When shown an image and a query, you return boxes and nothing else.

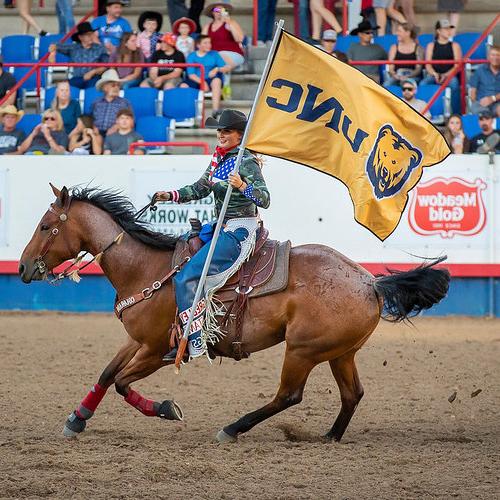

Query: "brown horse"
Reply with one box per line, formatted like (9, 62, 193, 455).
(19, 185, 450, 443)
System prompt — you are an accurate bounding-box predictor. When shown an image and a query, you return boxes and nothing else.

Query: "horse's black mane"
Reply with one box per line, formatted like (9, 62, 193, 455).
(71, 187, 178, 250)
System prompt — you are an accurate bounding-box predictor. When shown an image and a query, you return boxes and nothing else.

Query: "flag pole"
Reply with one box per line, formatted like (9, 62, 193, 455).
(173, 19, 286, 371)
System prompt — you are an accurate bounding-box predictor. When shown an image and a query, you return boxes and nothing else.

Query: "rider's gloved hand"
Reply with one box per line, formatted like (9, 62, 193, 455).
(154, 191, 172, 201)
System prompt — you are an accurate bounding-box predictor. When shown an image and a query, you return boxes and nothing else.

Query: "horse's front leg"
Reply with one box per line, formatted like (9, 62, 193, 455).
(63, 338, 140, 437)
(114, 346, 183, 421)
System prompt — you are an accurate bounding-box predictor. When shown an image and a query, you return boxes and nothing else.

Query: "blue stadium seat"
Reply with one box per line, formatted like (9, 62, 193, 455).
(10, 66, 46, 91)
(386, 85, 403, 98)
(17, 113, 42, 136)
(41, 85, 81, 110)
(162, 87, 200, 126)
(461, 114, 481, 139)
(335, 35, 357, 53)
(415, 84, 445, 120)
(417, 33, 434, 51)
(136, 116, 173, 142)
(123, 87, 159, 118)
(454, 32, 487, 60)
(83, 87, 104, 114)
(0, 35, 35, 62)
(37, 34, 70, 62)
(374, 34, 397, 53)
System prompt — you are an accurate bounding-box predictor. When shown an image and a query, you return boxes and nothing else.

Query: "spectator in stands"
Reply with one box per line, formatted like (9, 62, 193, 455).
(16, 0, 47, 36)
(202, 3, 245, 71)
(373, 0, 406, 37)
(137, 11, 163, 62)
(437, 0, 465, 37)
(18, 109, 68, 155)
(443, 114, 469, 153)
(56, 0, 75, 35)
(92, 69, 131, 136)
(51, 80, 81, 134)
(110, 32, 144, 89)
(348, 21, 387, 83)
(422, 19, 461, 112)
(184, 35, 231, 118)
(401, 78, 431, 119)
(49, 22, 109, 90)
(384, 23, 423, 87)
(310, 0, 342, 41)
(0, 57, 17, 106)
(258, 0, 278, 44)
(103, 108, 144, 154)
(141, 33, 185, 90)
(92, 0, 132, 53)
(469, 110, 500, 153)
(68, 114, 103, 155)
(0, 105, 25, 155)
(398, 0, 416, 29)
(173, 16, 196, 59)
(469, 46, 500, 118)
(319, 30, 348, 63)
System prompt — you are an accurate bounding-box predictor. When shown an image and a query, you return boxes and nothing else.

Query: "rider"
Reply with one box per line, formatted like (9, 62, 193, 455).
(155, 109, 270, 361)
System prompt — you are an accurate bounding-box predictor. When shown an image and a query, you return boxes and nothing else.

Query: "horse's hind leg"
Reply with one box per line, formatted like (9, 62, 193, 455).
(325, 350, 364, 442)
(63, 338, 140, 437)
(217, 347, 315, 443)
(114, 346, 183, 421)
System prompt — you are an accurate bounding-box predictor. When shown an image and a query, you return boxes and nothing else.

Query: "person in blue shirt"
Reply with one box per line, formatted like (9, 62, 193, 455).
(469, 46, 500, 117)
(91, 0, 132, 53)
(184, 34, 231, 118)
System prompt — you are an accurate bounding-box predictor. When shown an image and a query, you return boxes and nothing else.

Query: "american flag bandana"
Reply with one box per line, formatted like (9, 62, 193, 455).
(209, 149, 238, 185)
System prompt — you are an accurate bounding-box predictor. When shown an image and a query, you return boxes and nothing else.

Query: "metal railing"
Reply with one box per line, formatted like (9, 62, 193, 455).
(129, 141, 210, 155)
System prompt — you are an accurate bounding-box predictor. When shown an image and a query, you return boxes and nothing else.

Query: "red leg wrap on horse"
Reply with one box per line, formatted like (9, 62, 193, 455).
(124, 389, 157, 417)
(75, 383, 107, 419)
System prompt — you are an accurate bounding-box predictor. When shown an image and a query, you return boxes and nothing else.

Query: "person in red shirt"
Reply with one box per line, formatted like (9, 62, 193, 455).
(201, 2, 245, 70)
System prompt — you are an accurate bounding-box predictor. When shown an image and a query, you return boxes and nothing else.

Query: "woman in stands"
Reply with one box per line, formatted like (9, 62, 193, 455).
(422, 19, 462, 112)
(16, 0, 47, 36)
(309, 0, 342, 41)
(443, 114, 470, 153)
(384, 23, 423, 87)
(68, 114, 103, 155)
(110, 32, 144, 89)
(51, 80, 81, 135)
(202, 2, 245, 70)
(184, 35, 231, 118)
(17, 109, 68, 155)
(154, 109, 270, 362)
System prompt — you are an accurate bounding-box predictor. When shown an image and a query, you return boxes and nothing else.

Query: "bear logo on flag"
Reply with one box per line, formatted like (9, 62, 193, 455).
(366, 124, 423, 199)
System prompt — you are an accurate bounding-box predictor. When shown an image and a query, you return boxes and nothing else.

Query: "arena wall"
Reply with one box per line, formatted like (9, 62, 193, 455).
(0, 154, 498, 316)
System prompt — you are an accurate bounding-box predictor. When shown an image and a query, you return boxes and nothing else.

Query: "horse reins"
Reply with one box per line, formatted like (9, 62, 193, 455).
(38, 194, 160, 284)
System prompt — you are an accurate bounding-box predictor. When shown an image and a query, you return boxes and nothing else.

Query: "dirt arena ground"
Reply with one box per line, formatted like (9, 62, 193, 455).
(0, 313, 499, 499)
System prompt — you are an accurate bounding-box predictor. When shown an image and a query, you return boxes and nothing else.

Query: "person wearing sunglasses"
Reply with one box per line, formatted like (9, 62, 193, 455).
(18, 110, 69, 155)
(400, 79, 431, 119)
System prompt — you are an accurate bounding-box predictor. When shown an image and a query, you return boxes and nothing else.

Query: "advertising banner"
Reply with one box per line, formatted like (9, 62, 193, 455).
(131, 169, 216, 237)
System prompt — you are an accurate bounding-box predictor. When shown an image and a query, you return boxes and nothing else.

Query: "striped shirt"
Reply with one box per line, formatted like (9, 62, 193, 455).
(91, 96, 131, 133)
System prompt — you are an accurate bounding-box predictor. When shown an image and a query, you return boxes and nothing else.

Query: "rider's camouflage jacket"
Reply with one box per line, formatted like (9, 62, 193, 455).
(170, 147, 270, 220)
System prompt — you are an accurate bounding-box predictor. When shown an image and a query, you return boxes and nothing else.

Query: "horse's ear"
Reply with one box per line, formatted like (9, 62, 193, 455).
(50, 182, 61, 198)
(59, 186, 69, 207)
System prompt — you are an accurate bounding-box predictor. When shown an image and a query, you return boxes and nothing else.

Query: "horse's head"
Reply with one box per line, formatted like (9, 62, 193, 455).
(19, 184, 81, 283)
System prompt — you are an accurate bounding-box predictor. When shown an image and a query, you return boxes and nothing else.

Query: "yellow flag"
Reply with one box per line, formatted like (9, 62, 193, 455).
(246, 31, 451, 240)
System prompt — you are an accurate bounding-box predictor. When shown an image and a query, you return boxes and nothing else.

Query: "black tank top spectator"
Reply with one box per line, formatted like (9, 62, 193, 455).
(384, 23, 423, 88)
(421, 19, 462, 113)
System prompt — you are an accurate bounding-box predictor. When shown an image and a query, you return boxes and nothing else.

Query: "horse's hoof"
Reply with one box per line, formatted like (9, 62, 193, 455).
(157, 400, 184, 421)
(63, 411, 86, 437)
(216, 429, 238, 444)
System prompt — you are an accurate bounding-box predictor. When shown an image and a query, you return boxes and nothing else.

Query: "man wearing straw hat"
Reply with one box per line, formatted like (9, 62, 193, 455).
(0, 105, 25, 155)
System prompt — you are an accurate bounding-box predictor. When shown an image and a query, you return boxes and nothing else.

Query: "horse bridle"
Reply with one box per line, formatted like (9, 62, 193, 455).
(35, 194, 73, 277)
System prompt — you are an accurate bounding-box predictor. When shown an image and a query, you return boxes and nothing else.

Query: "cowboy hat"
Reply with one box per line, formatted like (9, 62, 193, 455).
(71, 21, 97, 42)
(350, 20, 379, 36)
(172, 16, 197, 35)
(205, 109, 247, 131)
(138, 10, 163, 32)
(203, 2, 234, 17)
(0, 104, 24, 122)
(96, 69, 122, 91)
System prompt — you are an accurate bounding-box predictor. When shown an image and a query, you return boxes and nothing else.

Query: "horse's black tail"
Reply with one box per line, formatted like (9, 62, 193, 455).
(373, 256, 450, 322)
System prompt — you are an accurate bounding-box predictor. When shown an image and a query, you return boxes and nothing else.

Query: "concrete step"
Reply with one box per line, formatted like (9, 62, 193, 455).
(229, 73, 261, 100)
